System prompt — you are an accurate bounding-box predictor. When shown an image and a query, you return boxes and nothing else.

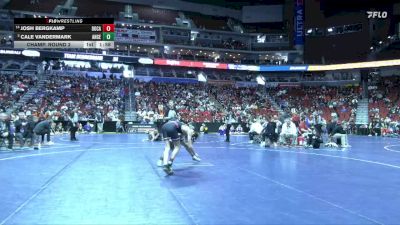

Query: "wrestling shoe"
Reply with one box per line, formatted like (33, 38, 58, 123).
(157, 159, 163, 167)
(192, 154, 201, 162)
(163, 164, 174, 175)
(45, 141, 55, 145)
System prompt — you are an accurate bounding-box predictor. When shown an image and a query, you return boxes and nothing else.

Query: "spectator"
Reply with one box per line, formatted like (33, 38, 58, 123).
(280, 119, 297, 146)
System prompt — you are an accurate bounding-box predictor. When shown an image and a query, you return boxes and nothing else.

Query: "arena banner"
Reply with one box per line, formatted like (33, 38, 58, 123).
(39, 50, 64, 58)
(235, 81, 258, 87)
(0, 70, 18, 75)
(0, 49, 40, 57)
(154, 59, 228, 69)
(259, 65, 308, 71)
(125, 124, 155, 133)
(154, 58, 311, 72)
(151, 77, 198, 84)
(0, 49, 22, 55)
(307, 59, 400, 71)
(294, 0, 305, 46)
(50, 70, 87, 76)
(278, 82, 300, 87)
(265, 82, 279, 87)
(34, 50, 139, 63)
(208, 80, 234, 85)
(133, 75, 154, 82)
(227, 64, 260, 71)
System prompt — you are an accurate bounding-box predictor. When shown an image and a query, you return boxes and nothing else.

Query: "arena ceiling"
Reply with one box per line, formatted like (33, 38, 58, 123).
(320, 0, 399, 16)
(181, 0, 285, 10)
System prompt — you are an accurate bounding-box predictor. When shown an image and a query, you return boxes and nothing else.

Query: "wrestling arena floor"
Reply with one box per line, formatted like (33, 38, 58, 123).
(0, 133, 399, 225)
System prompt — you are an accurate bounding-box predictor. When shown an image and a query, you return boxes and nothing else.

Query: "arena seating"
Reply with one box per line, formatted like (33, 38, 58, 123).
(135, 82, 219, 123)
(133, 5, 179, 25)
(5, 0, 65, 13)
(268, 86, 360, 122)
(20, 75, 124, 121)
(74, 0, 122, 17)
(187, 12, 228, 31)
(369, 76, 400, 121)
(135, 81, 278, 123)
(0, 73, 37, 112)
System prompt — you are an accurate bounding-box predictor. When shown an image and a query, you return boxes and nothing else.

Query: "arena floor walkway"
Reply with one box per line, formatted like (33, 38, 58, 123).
(0, 133, 399, 225)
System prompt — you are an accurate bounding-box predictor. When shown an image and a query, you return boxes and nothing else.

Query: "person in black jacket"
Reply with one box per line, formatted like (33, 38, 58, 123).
(96, 112, 104, 133)
(305, 126, 323, 149)
(329, 121, 350, 148)
(68, 110, 79, 141)
(33, 118, 52, 150)
(261, 116, 278, 147)
(13, 114, 27, 148)
(225, 111, 233, 142)
(326, 119, 337, 137)
(23, 115, 36, 148)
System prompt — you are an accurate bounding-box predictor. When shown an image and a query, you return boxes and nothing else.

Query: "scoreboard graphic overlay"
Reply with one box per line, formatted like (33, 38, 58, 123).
(14, 18, 115, 49)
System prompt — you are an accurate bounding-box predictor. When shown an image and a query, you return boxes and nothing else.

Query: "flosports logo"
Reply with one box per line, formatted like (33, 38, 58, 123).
(367, 11, 388, 19)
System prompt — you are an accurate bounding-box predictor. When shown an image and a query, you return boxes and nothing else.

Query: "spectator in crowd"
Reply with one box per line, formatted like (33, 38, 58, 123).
(0, 113, 13, 150)
(248, 119, 263, 143)
(236, 124, 243, 133)
(329, 120, 350, 147)
(305, 126, 323, 149)
(200, 123, 208, 134)
(218, 124, 226, 135)
(263, 116, 279, 147)
(280, 119, 297, 146)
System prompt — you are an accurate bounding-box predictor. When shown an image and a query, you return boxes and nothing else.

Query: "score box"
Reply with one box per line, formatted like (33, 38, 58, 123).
(102, 24, 115, 32)
(102, 32, 115, 41)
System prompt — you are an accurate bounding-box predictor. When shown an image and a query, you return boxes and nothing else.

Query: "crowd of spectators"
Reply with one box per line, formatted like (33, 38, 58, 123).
(269, 86, 360, 124)
(368, 76, 400, 121)
(367, 76, 400, 136)
(135, 82, 220, 123)
(1, 68, 399, 140)
(0, 73, 37, 112)
(133, 81, 375, 129)
(135, 82, 279, 124)
(211, 86, 278, 124)
(18, 74, 125, 123)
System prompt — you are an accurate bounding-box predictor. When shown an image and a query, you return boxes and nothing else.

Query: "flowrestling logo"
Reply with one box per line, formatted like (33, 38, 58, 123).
(367, 11, 388, 19)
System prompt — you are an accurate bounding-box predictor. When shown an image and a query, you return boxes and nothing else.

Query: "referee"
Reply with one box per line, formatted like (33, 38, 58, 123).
(225, 111, 233, 142)
(68, 109, 79, 141)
